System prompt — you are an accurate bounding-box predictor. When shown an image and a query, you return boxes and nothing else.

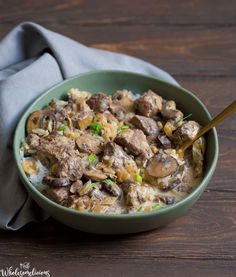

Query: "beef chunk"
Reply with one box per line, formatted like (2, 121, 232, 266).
(76, 133, 103, 154)
(29, 134, 85, 181)
(115, 129, 150, 156)
(58, 154, 85, 181)
(161, 100, 183, 121)
(130, 115, 160, 136)
(27, 134, 40, 148)
(32, 135, 76, 161)
(103, 142, 137, 169)
(135, 90, 162, 117)
(173, 121, 200, 144)
(43, 187, 69, 204)
(125, 182, 155, 208)
(157, 134, 172, 149)
(29, 134, 76, 169)
(86, 92, 110, 112)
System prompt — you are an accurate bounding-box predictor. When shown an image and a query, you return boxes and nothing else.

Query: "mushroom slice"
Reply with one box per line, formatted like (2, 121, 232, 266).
(146, 152, 178, 178)
(64, 116, 73, 129)
(43, 187, 69, 204)
(159, 195, 176, 205)
(102, 180, 122, 197)
(83, 169, 107, 181)
(161, 100, 183, 121)
(42, 176, 71, 187)
(40, 114, 57, 133)
(27, 111, 43, 134)
(157, 134, 172, 149)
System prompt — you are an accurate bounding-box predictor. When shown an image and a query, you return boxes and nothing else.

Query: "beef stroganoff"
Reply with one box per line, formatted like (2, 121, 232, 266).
(21, 88, 205, 214)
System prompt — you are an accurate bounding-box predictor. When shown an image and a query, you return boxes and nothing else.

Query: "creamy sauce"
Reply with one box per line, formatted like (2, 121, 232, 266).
(21, 88, 205, 214)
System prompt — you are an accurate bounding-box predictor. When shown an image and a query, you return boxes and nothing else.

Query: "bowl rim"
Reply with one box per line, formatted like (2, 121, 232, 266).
(13, 69, 219, 219)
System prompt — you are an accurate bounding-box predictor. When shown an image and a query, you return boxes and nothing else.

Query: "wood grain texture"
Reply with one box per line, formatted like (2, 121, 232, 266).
(1, 25, 235, 76)
(1, 1, 236, 76)
(0, 0, 235, 276)
(1, 0, 236, 26)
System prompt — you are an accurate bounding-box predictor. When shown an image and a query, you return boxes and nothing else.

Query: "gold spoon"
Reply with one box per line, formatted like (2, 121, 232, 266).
(177, 100, 236, 158)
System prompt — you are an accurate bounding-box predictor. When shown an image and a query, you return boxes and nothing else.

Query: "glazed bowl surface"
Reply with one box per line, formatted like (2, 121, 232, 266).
(14, 70, 218, 234)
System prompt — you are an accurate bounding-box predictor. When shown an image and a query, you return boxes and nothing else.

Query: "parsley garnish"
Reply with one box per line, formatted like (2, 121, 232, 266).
(88, 154, 98, 165)
(135, 174, 142, 184)
(103, 179, 115, 186)
(117, 124, 129, 133)
(152, 203, 163, 210)
(91, 182, 100, 190)
(58, 122, 67, 132)
(182, 113, 192, 121)
(89, 122, 102, 135)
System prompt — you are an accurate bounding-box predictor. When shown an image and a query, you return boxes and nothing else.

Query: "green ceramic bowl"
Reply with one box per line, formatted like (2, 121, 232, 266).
(14, 70, 218, 234)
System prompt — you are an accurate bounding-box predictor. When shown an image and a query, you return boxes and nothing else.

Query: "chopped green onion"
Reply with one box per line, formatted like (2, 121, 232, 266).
(88, 154, 98, 165)
(138, 206, 145, 212)
(103, 179, 115, 186)
(135, 174, 142, 184)
(152, 203, 163, 210)
(138, 203, 163, 212)
(176, 113, 192, 126)
(91, 182, 100, 189)
(89, 122, 102, 135)
(117, 124, 129, 133)
(182, 113, 192, 121)
(58, 123, 67, 132)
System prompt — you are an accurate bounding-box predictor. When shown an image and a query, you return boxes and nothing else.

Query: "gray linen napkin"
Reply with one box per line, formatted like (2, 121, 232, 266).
(0, 22, 178, 230)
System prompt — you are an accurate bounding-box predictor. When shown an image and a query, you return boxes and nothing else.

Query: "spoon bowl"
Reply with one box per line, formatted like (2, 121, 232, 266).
(178, 100, 236, 158)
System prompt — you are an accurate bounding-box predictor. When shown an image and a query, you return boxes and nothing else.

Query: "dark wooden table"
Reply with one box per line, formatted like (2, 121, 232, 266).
(0, 1, 235, 276)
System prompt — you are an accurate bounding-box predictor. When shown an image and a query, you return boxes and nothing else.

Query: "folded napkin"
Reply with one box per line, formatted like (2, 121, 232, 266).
(0, 22, 178, 230)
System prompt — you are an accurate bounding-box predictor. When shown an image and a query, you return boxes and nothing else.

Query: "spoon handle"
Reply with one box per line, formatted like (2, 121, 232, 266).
(179, 100, 236, 153)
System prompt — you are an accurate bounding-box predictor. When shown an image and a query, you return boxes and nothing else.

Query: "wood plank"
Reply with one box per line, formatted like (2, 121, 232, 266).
(0, 255, 235, 277)
(1, 0, 236, 26)
(1, 24, 235, 77)
(90, 26, 236, 77)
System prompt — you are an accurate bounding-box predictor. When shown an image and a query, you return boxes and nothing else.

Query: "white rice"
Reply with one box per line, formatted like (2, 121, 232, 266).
(22, 155, 48, 189)
(133, 93, 140, 100)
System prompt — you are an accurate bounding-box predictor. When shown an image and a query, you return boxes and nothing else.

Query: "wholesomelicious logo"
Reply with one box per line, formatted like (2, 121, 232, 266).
(0, 262, 50, 277)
